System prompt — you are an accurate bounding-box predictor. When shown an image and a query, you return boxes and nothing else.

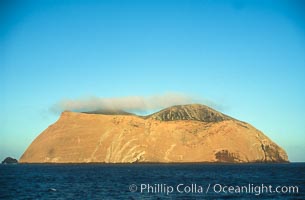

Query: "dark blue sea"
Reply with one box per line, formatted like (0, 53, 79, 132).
(1, 163, 304, 199)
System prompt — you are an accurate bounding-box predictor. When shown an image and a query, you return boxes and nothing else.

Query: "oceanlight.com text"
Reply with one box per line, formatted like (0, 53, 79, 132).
(129, 183, 299, 196)
(212, 183, 299, 196)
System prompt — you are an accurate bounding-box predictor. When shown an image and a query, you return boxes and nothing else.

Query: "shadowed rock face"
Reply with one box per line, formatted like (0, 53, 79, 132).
(149, 104, 232, 122)
(19, 104, 289, 163)
(2, 157, 18, 164)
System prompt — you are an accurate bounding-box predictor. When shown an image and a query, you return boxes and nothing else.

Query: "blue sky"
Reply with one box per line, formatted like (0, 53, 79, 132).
(1, 0, 305, 161)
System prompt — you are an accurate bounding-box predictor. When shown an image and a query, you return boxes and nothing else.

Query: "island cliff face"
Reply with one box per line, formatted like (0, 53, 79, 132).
(19, 104, 288, 163)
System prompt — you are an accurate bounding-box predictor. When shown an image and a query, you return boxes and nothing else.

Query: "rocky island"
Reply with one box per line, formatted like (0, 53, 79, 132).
(19, 104, 288, 163)
(2, 157, 18, 164)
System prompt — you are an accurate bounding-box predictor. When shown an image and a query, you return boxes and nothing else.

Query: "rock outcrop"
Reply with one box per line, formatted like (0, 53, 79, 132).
(19, 104, 288, 163)
(2, 157, 18, 164)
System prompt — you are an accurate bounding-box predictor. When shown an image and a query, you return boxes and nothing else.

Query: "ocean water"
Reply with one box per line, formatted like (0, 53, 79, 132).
(0, 163, 304, 199)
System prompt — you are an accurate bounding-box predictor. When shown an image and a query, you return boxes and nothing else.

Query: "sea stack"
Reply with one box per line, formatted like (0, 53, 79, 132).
(2, 157, 18, 164)
(19, 104, 288, 163)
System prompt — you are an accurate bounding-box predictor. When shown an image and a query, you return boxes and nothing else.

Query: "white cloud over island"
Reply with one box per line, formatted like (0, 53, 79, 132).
(51, 93, 221, 114)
